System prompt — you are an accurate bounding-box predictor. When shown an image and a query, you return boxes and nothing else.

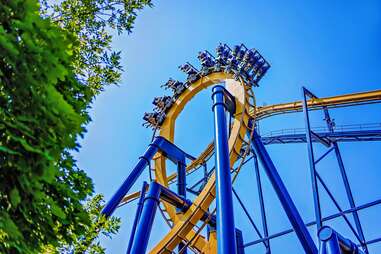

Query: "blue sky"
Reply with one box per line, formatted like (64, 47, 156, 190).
(75, 1, 381, 253)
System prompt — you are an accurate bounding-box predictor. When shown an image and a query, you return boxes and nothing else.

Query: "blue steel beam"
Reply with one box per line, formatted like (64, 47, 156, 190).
(159, 184, 217, 226)
(212, 85, 238, 254)
(318, 226, 365, 254)
(130, 182, 161, 254)
(244, 198, 381, 248)
(315, 147, 335, 165)
(311, 130, 331, 147)
(177, 160, 187, 253)
(334, 143, 367, 253)
(236, 229, 246, 254)
(126, 181, 148, 254)
(102, 137, 164, 217)
(157, 137, 196, 163)
(260, 129, 381, 145)
(323, 106, 368, 253)
(310, 89, 367, 253)
(127, 181, 217, 254)
(232, 187, 266, 247)
(253, 154, 271, 253)
(315, 171, 362, 243)
(102, 136, 195, 217)
(250, 127, 318, 254)
(177, 162, 187, 205)
(318, 227, 341, 254)
(302, 87, 323, 230)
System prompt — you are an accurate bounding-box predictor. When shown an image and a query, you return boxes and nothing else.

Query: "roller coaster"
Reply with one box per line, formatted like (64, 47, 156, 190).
(101, 43, 381, 254)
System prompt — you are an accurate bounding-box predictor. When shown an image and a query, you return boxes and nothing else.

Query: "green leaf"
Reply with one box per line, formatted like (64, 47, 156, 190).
(0, 146, 20, 155)
(9, 188, 21, 207)
(0, 212, 23, 239)
(51, 203, 66, 220)
(41, 165, 57, 183)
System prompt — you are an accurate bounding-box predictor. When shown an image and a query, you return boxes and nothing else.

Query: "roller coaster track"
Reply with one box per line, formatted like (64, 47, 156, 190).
(254, 89, 381, 119)
(119, 87, 381, 253)
(119, 89, 381, 207)
(106, 43, 381, 254)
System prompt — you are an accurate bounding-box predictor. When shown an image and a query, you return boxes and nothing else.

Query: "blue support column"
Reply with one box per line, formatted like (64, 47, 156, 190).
(212, 85, 237, 254)
(235, 229, 245, 254)
(177, 162, 187, 205)
(126, 181, 148, 254)
(253, 154, 271, 253)
(318, 226, 365, 254)
(177, 161, 187, 254)
(323, 107, 368, 253)
(102, 137, 164, 217)
(302, 87, 323, 230)
(203, 163, 211, 240)
(318, 227, 341, 254)
(130, 182, 161, 254)
(333, 143, 367, 253)
(102, 135, 195, 253)
(250, 128, 318, 254)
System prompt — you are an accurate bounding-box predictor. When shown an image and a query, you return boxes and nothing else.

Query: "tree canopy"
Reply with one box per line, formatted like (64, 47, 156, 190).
(0, 0, 151, 253)
(41, 0, 153, 96)
(43, 194, 121, 254)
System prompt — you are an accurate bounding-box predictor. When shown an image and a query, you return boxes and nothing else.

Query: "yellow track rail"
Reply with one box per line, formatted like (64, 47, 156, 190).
(254, 89, 381, 119)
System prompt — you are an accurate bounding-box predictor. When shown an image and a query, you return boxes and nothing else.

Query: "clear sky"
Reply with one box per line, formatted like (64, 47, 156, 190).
(74, 0, 381, 253)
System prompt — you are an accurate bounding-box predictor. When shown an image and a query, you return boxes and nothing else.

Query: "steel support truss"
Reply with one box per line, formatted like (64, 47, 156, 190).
(129, 181, 218, 254)
(302, 87, 368, 253)
(261, 129, 381, 145)
(103, 85, 381, 254)
(101, 135, 196, 254)
(239, 124, 381, 253)
(229, 87, 381, 254)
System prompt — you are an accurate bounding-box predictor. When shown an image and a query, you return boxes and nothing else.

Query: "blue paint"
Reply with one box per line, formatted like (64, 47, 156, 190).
(212, 85, 237, 254)
(318, 227, 341, 254)
(130, 182, 161, 254)
(177, 162, 187, 254)
(101, 137, 164, 217)
(126, 181, 148, 254)
(261, 129, 381, 145)
(250, 126, 318, 254)
(102, 135, 194, 217)
(302, 87, 323, 230)
(318, 226, 364, 254)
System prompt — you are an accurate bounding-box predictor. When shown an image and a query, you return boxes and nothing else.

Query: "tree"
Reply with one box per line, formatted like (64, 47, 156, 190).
(0, 1, 93, 252)
(0, 0, 151, 253)
(42, 195, 121, 254)
(41, 0, 153, 97)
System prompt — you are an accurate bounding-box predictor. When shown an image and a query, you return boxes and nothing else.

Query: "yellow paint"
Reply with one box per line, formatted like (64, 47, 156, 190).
(254, 89, 381, 119)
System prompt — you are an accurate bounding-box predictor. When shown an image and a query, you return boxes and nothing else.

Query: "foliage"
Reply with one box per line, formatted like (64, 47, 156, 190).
(41, 0, 153, 96)
(0, 0, 93, 252)
(42, 194, 121, 254)
(0, 0, 150, 253)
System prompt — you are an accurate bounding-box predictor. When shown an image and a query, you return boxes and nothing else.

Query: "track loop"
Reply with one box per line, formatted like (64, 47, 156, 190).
(150, 73, 255, 253)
